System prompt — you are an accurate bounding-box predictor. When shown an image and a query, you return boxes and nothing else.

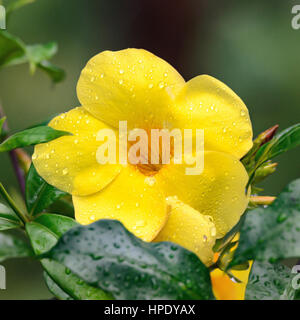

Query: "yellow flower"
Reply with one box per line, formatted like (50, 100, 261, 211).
(33, 49, 252, 267)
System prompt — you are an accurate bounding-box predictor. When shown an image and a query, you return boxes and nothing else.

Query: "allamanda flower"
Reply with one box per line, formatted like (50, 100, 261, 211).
(33, 49, 253, 269)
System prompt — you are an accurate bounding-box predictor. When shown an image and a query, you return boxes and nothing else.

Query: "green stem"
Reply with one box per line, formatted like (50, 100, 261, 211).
(0, 182, 29, 224)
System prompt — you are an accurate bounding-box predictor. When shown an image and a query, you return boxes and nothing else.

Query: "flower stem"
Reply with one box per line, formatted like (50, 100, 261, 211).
(0, 103, 27, 197)
(0, 182, 29, 224)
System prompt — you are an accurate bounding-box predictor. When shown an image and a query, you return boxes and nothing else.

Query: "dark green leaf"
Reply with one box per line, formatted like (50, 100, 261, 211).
(44, 219, 214, 300)
(0, 202, 22, 231)
(245, 261, 296, 300)
(47, 197, 74, 217)
(255, 124, 300, 163)
(0, 126, 71, 152)
(231, 179, 300, 267)
(0, 230, 33, 262)
(26, 164, 67, 216)
(26, 214, 111, 300)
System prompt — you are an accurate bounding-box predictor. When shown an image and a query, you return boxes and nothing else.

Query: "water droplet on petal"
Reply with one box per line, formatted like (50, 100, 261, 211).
(158, 82, 165, 89)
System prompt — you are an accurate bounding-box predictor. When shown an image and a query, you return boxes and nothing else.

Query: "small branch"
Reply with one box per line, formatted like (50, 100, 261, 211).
(0, 183, 29, 224)
(0, 103, 27, 197)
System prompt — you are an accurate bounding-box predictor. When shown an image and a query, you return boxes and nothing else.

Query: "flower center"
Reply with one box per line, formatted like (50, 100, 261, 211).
(128, 129, 175, 176)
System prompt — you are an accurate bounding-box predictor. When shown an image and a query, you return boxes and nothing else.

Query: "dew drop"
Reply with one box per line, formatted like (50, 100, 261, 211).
(158, 82, 165, 89)
(211, 227, 217, 237)
(62, 168, 69, 175)
(145, 177, 156, 186)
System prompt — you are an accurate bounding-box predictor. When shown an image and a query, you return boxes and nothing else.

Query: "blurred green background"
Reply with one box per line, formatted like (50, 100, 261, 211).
(0, 0, 299, 299)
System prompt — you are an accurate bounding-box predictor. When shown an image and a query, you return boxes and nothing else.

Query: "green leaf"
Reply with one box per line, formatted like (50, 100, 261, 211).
(43, 271, 73, 300)
(26, 213, 111, 300)
(47, 197, 74, 217)
(26, 214, 77, 254)
(0, 126, 71, 152)
(44, 219, 214, 300)
(42, 260, 113, 300)
(245, 261, 296, 300)
(0, 30, 65, 82)
(26, 164, 67, 216)
(0, 202, 22, 231)
(231, 179, 300, 267)
(0, 30, 27, 67)
(0, 230, 33, 262)
(38, 61, 65, 83)
(255, 124, 300, 163)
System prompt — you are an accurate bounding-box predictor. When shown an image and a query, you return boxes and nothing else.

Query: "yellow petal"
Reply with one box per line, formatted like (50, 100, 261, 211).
(156, 151, 249, 238)
(33, 107, 122, 196)
(153, 197, 217, 266)
(77, 49, 185, 130)
(73, 166, 168, 242)
(211, 262, 253, 300)
(173, 75, 253, 159)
